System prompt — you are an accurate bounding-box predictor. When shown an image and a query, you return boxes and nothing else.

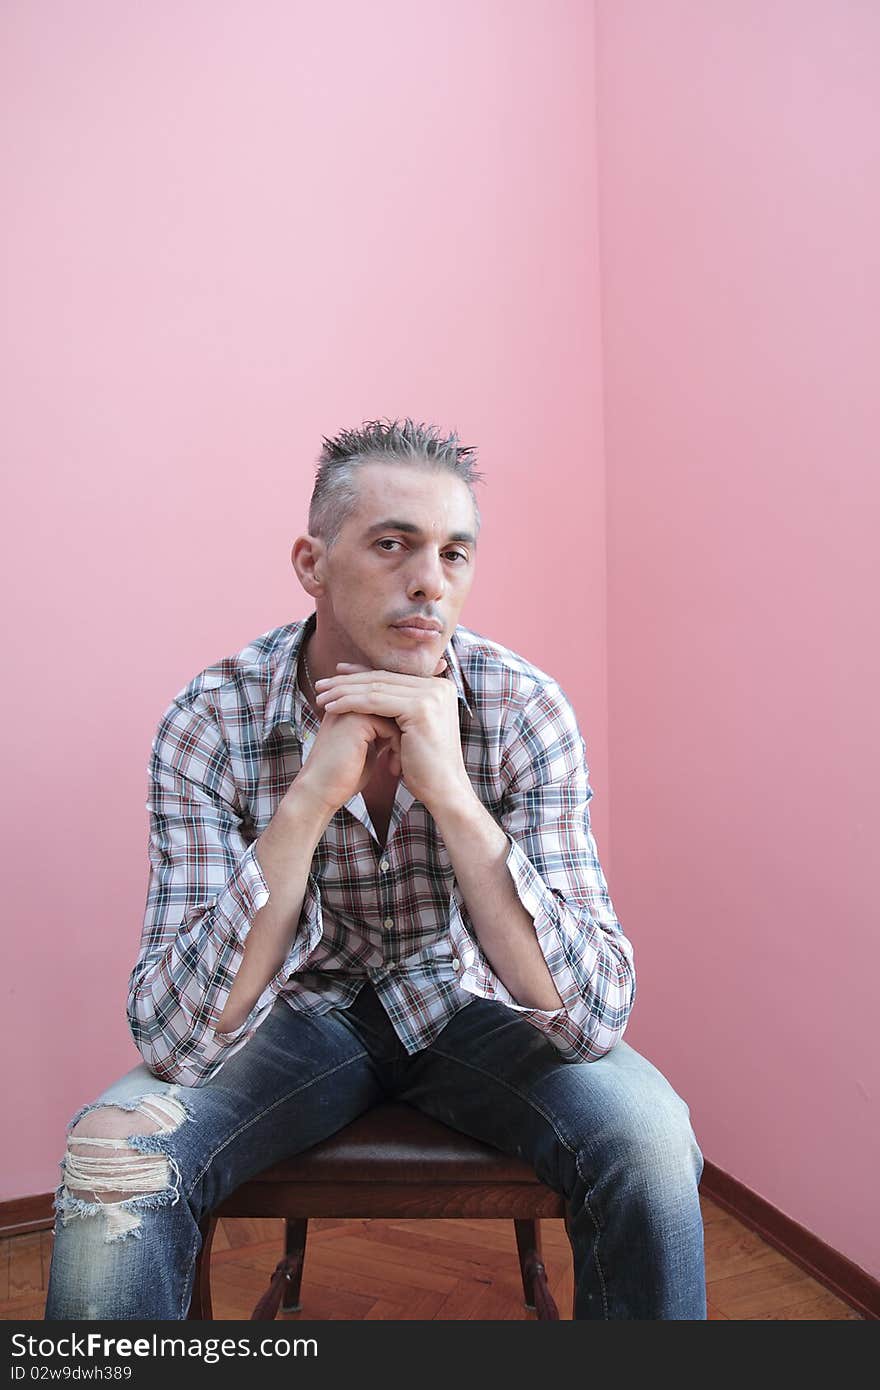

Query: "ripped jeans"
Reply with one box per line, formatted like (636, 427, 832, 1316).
(45, 982, 706, 1320)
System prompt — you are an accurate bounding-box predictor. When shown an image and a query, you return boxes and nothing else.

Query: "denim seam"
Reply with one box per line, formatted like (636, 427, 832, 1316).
(180, 1226, 203, 1319)
(189, 1051, 372, 1193)
(428, 1044, 609, 1319)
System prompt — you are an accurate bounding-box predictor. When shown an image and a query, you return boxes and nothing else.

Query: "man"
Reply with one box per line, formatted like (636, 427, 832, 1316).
(45, 418, 706, 1319)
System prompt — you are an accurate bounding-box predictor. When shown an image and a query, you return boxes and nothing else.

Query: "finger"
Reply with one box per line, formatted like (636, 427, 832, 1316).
(320, 689, 420, 717)
(335, 658, 448, 677)
(326, 708, 401, 743)
(319, 667, 446, 687)
(317, 678, 417, 703)
(316, 678, 403, 701)
(376, 726, 402, 756)
(377, 728, 403, 777)
(365, 714, 403, 742)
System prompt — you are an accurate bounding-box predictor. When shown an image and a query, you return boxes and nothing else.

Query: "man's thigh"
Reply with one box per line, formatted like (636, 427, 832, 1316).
(394, 997, 701, 1200)
(59, 997, 389, 1220)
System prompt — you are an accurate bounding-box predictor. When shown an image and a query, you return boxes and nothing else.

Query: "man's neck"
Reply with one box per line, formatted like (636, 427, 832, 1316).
(302, 622, 349, 690)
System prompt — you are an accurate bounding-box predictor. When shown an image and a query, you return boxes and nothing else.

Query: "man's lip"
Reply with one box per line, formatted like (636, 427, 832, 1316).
(392, 620, 443, 633)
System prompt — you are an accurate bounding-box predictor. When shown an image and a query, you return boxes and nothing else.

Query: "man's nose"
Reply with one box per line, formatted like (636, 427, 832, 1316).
(406, 549, 445, 602)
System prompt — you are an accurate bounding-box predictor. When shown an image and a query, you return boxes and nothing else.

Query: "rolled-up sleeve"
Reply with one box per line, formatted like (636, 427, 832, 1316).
(448, 682, 636, 1062)
(127, 699, 324, 1086)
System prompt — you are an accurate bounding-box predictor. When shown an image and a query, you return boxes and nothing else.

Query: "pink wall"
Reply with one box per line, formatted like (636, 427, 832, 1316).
(5, 0, 875, 1290)
(1, 3, 608, 1201)
(597, 0, 879, 1278)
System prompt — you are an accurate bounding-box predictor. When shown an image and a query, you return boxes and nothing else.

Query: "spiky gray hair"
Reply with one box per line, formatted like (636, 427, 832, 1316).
(308, 417, 484, 548)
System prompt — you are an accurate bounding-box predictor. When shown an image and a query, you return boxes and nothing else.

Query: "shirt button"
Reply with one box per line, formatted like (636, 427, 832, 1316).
(379, 859, 390, 872)
(452, 958, 460, 971)
(383, 917, 394, 929)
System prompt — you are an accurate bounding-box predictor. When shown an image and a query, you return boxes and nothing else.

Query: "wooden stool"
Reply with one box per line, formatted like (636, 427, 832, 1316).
(189, 1100, 568, 1320)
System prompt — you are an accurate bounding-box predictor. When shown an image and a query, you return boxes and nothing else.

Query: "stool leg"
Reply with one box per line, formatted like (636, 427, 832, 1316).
(514, 1218, 559, 1320)
(514, 1219, 541, 1309)
(281, 1218, 308, 1313)
(188, 1215, 218, 1320)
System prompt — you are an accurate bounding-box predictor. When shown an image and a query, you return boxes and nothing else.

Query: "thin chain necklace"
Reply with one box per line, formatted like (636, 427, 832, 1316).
(301, 641, 319, 712)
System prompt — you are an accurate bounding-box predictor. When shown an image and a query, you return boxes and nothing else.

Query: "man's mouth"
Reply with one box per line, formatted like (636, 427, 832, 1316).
(391, 621, 442, 641)
(392, 616, 442, 633)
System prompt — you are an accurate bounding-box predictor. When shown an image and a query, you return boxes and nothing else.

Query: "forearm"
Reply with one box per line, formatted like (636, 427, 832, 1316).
(431, 788, 564, 1011)
(214, 779, 334, 1034)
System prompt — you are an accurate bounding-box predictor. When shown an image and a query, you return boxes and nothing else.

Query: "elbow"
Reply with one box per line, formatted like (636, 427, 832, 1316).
(560, 1025, 627, 1065)
(156, 1057, 208, 1088)
(560, 989, 636, 1063)
(126, 995, 208, 1089)
(128, 1033, 209, 1089)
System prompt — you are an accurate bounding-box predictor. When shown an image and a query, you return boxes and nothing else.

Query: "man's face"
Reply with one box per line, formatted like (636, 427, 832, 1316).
(313, 461, 477, 676)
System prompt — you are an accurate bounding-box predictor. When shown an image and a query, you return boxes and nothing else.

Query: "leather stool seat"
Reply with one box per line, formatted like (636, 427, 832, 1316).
(233, 1100, 557, 1188)
(189, 1100, 567, 1319)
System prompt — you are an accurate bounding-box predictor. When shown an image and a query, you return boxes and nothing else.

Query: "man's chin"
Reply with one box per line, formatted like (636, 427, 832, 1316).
(381, 641, 442, 677)
(389, 655, 434, 676)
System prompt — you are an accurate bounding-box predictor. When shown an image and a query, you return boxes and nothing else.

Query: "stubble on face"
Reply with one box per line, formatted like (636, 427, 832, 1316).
(315, 461, 477, 677)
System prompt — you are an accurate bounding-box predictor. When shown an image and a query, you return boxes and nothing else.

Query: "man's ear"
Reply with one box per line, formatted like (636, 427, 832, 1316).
(291, 534, 326, 597)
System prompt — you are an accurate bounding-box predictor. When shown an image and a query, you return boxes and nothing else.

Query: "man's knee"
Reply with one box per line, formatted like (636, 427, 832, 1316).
(615, 1094, 704, 1200)
(565, 1083, 703, 1204)
(57, 1093, 189, 1239)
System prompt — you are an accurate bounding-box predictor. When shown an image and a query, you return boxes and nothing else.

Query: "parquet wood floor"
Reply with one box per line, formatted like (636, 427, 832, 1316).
(0, 1195, 863, 1320)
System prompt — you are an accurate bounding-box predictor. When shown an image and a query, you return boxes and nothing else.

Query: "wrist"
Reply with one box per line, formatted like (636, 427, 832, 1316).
(282, 774, 338, 836)
(425, 773, 484, 827)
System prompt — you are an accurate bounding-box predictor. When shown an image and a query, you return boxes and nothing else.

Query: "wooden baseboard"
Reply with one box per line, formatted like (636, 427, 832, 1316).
(0, 1193, 55, 1238)
(699, 1159, 878, 1319)
(4, 1167, 877, 1318)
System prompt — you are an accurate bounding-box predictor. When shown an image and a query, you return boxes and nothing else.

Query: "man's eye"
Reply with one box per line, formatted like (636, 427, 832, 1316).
(376, 539, 467, 562)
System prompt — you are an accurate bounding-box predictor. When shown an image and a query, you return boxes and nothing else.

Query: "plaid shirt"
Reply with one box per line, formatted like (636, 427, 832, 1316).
(129, 613, 636, 1086)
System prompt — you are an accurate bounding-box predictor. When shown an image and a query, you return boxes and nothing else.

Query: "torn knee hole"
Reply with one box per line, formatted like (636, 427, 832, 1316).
(63, 1093, 187, 1207)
